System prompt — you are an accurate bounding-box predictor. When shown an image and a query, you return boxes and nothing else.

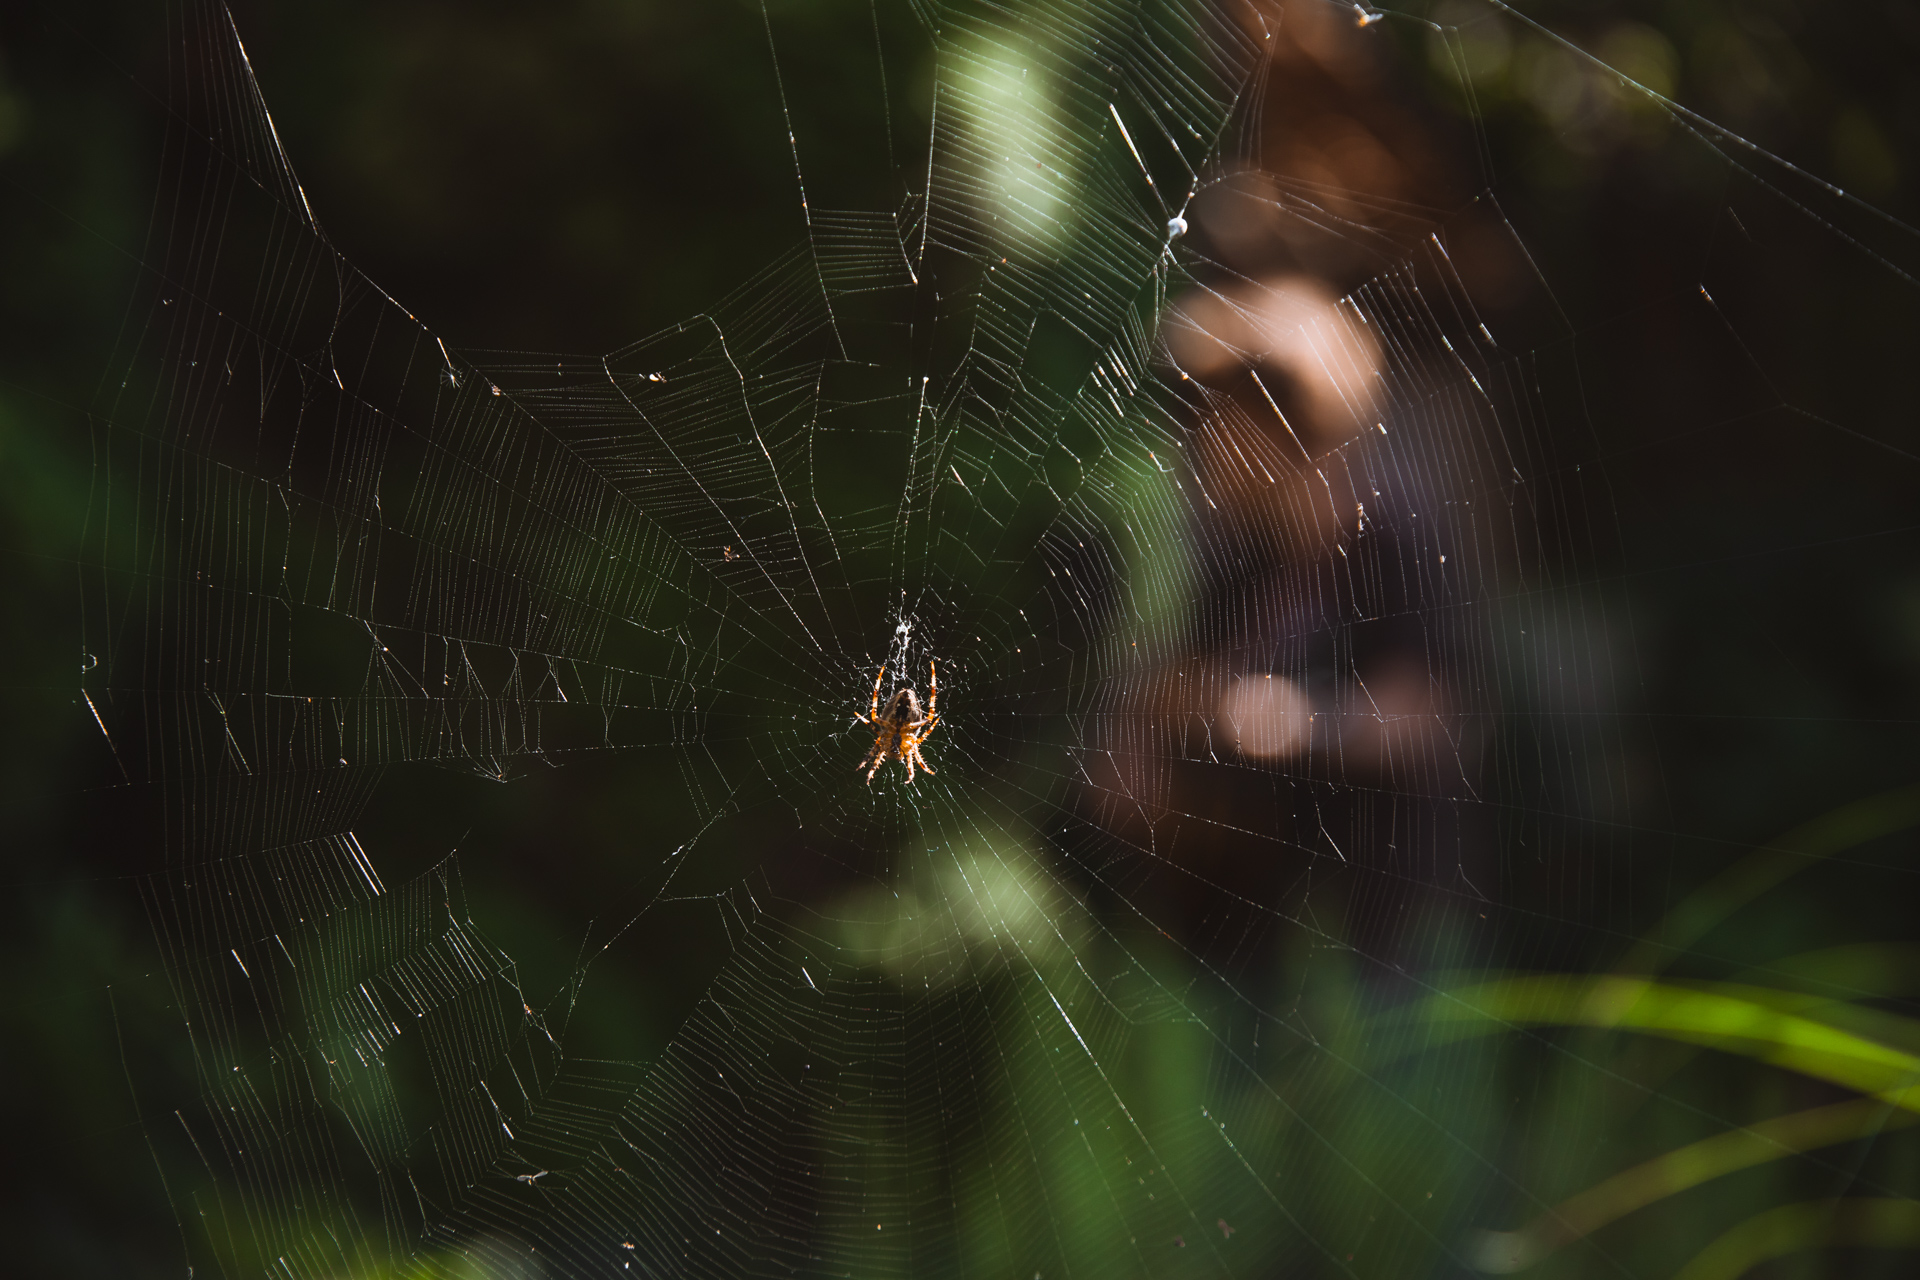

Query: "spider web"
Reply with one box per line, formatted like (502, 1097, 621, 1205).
(50, 0, 1919, 1277)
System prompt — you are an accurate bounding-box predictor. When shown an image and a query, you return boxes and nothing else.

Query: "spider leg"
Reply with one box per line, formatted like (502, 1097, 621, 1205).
(865, 664, 886, 723)
(926, 661, 938, 722)
(900, 719, 938, 774)
(898, 719, 936, 781)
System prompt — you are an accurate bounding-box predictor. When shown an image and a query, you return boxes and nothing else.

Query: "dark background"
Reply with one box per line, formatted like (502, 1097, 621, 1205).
(3, 0, 1917, 1275)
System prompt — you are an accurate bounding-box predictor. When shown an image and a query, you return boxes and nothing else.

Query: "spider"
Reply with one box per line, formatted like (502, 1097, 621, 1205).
(856, 661, 940, 783)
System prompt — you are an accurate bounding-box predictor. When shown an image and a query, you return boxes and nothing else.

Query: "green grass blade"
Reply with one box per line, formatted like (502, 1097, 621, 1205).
(1416, 977, 1920, 1110)
(1622, 782, 1920, 975)
(1672, 1198, 1920, 1280)
(1468, 1100, 1918, 1272)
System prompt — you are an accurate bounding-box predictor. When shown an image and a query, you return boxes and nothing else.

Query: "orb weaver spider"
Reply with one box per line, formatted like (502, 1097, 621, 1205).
(857, 661, 940, 783)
